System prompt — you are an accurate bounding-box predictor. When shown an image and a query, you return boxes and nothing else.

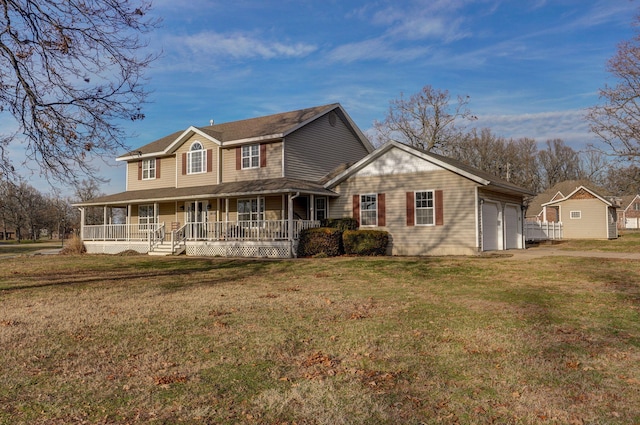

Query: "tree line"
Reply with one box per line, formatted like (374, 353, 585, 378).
(0, 179, 104, 242)
(372, 84, 640, 197)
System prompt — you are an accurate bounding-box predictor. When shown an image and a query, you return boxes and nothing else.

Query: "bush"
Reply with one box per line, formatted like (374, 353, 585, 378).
(343, 230, 389, 256)
(59, 234, 86, 255)
(320, 218, 358, 232)
(297, 227, 343, 257)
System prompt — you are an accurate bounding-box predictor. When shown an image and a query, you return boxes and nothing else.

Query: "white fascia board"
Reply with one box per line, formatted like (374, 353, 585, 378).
(324, 141, 490, 188)
(282, 105, 338, 138)
(623, 195, 640, 212)
(542, 185, 612, 207)
(222, 134, 284, 146)
(116, 127, 223, 162)
(281, 104, 375, 154)
(166, 126, 222, 153)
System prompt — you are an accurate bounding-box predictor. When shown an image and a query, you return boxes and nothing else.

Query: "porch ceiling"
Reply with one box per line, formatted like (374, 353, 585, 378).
(74, 178, 339, 207)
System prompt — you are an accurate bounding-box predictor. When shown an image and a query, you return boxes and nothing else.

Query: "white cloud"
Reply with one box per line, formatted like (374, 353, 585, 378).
(326, 38, 430, 63)
(168, 31, 317, 61)
(476, 109, 597, 149)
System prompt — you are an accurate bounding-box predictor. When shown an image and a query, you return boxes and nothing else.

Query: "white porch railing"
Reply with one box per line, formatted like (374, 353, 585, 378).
(183, 220, 319, 241)
(83, 223, 166, 241)
(525, 221, 563, 241)
(83, 220, 320, 242)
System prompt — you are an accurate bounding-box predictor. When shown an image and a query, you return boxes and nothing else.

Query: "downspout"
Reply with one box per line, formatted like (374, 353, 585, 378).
(288, 192, 300, 258)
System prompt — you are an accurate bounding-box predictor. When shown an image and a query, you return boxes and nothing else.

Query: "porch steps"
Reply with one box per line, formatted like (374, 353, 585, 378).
(148, 241, 185, 256)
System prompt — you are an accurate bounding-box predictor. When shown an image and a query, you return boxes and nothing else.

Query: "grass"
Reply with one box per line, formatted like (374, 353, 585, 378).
(0, 251, 638, 424)
(552, 230, 640, 252)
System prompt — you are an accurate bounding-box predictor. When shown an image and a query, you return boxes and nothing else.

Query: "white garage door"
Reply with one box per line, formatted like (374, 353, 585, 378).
(504, 205, 520, 249)
(482, 202, 500, 251)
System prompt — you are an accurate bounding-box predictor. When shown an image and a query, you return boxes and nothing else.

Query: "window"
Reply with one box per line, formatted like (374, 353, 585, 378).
(237, 198, 265, 223)
(142, 159, 156, 180)
(635, 202, 640, 211)
(242, 144, 260, 169)
(570, 210, 581, 219)
(415, 191, 434, 225)
(360, 194, 377, 226)
(187, 142, 206, 174)
(138, 204, 156, 229)
(315, 197, 327, 221)
(406, 190, 443, 227)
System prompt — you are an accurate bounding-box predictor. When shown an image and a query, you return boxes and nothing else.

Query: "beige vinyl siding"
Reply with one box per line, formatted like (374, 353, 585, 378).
(221, 141, 283, 183)
(126, 156, 177, 191)
(158, 202, 178, 231)
(265, 196, 283, 220)
(285, 112, 370, 181)
(176, 134, 219, 188)
(558, 198, 608, 239)
(330, 170, 480, 256)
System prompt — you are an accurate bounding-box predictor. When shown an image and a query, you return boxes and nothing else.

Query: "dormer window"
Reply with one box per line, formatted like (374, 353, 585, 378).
(187, 142, 206, 174)
(142, 158, 156, 180)
(242, 144, 260, 169)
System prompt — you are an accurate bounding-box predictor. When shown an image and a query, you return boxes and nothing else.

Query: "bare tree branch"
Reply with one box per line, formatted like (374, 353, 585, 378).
(0, 0, 160, 186)
(373, 85, 477, 152)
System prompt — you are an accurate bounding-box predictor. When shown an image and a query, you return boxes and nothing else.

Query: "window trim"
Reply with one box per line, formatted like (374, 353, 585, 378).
(570, 210, 581, 219)
(237, 197, 265, 224)
(414, 190, 435, 226)
(138, 204, 156, 228)
(241, 144, 260, 169)
(141, 158, 156, 180)
(360, 194, 378, 227)
(187, 142, 206, 175)
(315, 197, 327, 221)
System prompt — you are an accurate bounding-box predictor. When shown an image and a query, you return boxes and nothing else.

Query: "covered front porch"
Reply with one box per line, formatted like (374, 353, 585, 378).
(75, 179, 335, 258)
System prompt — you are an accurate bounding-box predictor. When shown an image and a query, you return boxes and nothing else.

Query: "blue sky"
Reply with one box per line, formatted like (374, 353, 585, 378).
(18, 0, 640, 195)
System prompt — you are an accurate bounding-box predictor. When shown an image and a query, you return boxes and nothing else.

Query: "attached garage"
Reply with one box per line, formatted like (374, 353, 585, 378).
(504, 204, 521, 249)
(482, 201, 500, 251)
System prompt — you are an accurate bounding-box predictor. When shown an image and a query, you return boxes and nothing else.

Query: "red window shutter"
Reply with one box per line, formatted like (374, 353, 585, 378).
(377, 193, 386, 227)
(435, 190, 444, 226)
(352, 194, 360, 225)
(206, 149, 213, 173)
(406, 192, 415, 226)
(156, 158, 161, 179)
(181, 153, 187, 175)
(236, 147, 241, 170)
(137, 160, 142, 180)
(260, 143, 267, 168)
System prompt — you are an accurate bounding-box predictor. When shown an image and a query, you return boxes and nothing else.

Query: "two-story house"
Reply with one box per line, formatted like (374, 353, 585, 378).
(76, 103, 534, 257)
(76, 104, 373, 257)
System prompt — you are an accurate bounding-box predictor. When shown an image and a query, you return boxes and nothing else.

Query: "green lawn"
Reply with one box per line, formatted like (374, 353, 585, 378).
(552, 230, 640, 252)
(0, 252, 638, 424)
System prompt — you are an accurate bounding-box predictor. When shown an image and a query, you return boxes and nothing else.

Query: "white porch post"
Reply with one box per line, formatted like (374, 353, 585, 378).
(103, 206, 107, 241)
(127, 204, 131, 241)
(79, 208, 85, 240)
(310, 194, 315, 221)
(288, 194, 294, 242)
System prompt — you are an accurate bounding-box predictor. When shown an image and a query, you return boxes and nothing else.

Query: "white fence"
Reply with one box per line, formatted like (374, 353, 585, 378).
(83, 220, 320, 242)
(525, 221, 563, 241)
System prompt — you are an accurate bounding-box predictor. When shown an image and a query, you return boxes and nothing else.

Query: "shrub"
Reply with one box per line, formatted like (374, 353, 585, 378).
(59, 234, 86, 255)
(320, 218, 358, 232)
(297, 227, 343, 257)
(343, 230, 389, 256)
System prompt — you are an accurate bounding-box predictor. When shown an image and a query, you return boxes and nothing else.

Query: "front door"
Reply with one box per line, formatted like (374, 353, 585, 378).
(187, 202, 207, 239)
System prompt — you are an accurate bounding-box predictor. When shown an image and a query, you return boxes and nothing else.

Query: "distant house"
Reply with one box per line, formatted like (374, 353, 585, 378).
(74, 104, 533, 257)
(619, 194, 640, 229)
(541, 186, 618, 239)
(525, 179, 597, 223)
